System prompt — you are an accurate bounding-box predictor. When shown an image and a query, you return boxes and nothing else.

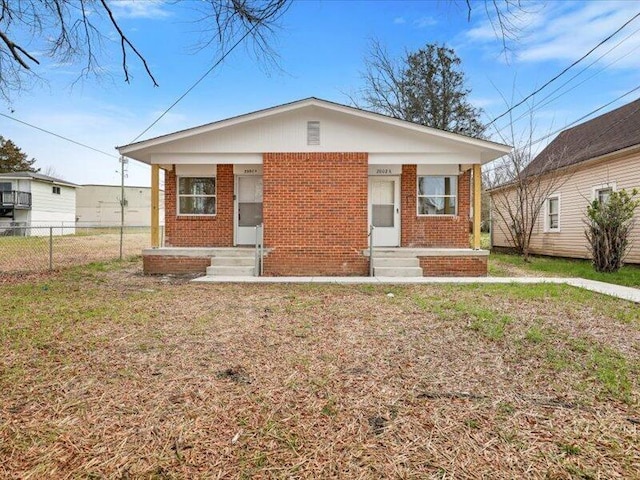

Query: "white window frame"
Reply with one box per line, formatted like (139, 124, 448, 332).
(591, 181, 617, 204)
(544, 194, 561, 233)
(52, 186, 61, 195)
(177, 176, 217, 216)
(417, 175, 458, 216)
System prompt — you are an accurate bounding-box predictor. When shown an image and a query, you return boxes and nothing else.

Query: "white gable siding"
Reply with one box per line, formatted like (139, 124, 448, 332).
(140, 107, 481, 164)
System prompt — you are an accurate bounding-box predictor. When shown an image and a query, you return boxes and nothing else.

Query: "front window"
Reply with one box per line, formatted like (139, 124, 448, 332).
(547, 196, 560, 231)
(52, 186, 61, 195)
(178, 177, 216, 215)
(0, 182, 11, 192)
(417, 176, 457, 215)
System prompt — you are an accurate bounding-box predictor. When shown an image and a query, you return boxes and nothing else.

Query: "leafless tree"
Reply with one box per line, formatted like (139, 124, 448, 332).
(41, 165, 64, 179)
(0, 0, 290, 103)
(351, 40, 485, 138)
(486, 101, 573, 261)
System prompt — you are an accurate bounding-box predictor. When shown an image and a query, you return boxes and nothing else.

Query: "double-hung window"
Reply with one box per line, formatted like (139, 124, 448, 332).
(546, 195, 560, 232)
(417, 176, 457, 215)
(178, 177, 216, 215)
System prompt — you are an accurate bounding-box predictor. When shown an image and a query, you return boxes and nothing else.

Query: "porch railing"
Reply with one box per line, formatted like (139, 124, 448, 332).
(0, 190, 32, 208)
(254, 223, 264, 276)
(368, 224, 375, 277)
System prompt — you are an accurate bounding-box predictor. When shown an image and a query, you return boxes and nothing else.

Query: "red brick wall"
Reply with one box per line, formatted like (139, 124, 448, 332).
(262, 152, 369, 276)
(164, 165, 234, 247)
(401, 165, 470, 248)
(143, 255, 210, 275)
(419, 256, 487, 276)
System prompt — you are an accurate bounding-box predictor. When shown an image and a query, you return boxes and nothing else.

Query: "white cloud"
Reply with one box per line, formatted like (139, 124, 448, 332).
(414, 16, 437, 28)
(466, 1, 640, 69)
(109, 0, 171, 20)
(393, 17, 406, 25)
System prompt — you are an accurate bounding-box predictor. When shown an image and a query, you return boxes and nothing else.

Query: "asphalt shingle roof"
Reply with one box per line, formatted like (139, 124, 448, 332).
(524, 97, 640, 176)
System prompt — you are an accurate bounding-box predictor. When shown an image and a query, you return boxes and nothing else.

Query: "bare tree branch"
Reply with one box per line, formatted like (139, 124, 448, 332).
(0, 0, 291, 103)
(0, 30, 39, 69)
(99, 0, 158, 87)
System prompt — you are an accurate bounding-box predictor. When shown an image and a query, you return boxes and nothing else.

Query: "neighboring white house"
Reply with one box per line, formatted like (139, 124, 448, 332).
(76, 184, 165, 227)
(0, 171, 78, 236)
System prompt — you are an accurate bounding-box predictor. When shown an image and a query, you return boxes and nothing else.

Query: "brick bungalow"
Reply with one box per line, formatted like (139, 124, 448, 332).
(117, 98, 510, 277)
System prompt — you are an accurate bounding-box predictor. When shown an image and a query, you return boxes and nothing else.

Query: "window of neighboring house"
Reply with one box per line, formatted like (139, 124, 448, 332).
(546, 195, 560, 232)
(595, 187, 613, 204)
(592, 182, 616, 203)
(0, 182, 11, 192)
(177, 177, 216, 215)
(52, 186, 61, 195)
(417, 176, 457, 215)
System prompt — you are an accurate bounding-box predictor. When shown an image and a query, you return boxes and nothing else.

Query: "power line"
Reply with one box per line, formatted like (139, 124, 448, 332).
(483, 85, 640, 174)
(529, 85, 640, 147)
(486, 11, 640, 128)
(0, 112, 118, 159)
(0, 111, 151, 172)
(492, 24, 640, 135)
(129, 22, 260, 144)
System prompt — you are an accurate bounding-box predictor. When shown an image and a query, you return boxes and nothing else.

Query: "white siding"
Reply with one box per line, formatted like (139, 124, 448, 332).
(139, 107, 481, 161)
(492, 151, 640, 264)
(76, 185, 165, 226)
(29, 181, 76, 234)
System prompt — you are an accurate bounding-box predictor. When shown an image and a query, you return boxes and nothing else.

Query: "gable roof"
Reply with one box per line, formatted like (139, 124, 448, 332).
(0, 171, 78, 188)
(524, 97, 640, 177)
(117, 97, 511, 163)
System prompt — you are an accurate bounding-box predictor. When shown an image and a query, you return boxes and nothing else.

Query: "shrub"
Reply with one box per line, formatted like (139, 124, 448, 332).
(584, 189, 639, 273)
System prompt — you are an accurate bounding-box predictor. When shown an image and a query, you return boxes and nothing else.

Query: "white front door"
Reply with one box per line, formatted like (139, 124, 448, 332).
(235, 175, 263, 245)
(369, 176, 400, 247)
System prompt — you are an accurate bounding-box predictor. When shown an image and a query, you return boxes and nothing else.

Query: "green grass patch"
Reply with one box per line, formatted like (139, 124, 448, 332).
(490, 253, 640, 287)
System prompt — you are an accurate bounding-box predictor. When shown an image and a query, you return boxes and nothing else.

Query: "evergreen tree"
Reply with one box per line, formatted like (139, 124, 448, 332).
(0, 136, 38, 173)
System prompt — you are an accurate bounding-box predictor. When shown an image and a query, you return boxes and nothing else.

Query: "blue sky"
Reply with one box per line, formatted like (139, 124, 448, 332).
(1, 0, 639, 186)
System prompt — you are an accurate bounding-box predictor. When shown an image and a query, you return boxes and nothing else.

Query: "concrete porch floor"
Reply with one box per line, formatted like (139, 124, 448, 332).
(191, 275, 640, 303)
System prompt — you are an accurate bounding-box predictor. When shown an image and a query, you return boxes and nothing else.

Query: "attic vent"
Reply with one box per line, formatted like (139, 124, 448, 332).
(307, 121, 320, 145)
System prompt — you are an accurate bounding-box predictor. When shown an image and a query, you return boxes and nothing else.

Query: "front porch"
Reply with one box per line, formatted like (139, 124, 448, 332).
(143, 246, 488, 277)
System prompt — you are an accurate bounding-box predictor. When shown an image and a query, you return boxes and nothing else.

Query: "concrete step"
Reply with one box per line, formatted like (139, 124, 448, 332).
(211, 248, 255, 257)
(374, 266, 423, 277)
(206, 265, 256, 276)
(372, 257, 420, 267)
(211, 256, 255, 267)
(367, 250, 420, 258)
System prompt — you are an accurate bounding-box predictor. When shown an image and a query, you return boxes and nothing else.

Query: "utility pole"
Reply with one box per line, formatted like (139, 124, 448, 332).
(119, 156, 128, 260)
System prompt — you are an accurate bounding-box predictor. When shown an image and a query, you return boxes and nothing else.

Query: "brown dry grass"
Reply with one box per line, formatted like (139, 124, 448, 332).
(0, 260, 638, 479)
(0, 231, 149, 272)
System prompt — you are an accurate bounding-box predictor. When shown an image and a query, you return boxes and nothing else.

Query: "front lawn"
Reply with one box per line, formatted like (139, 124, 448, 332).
(1, 260, 638, 478)
(490, 252, 640, 288)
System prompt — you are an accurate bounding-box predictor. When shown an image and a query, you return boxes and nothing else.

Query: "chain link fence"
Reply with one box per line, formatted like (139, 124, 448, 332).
(0, 225, 164, 273)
